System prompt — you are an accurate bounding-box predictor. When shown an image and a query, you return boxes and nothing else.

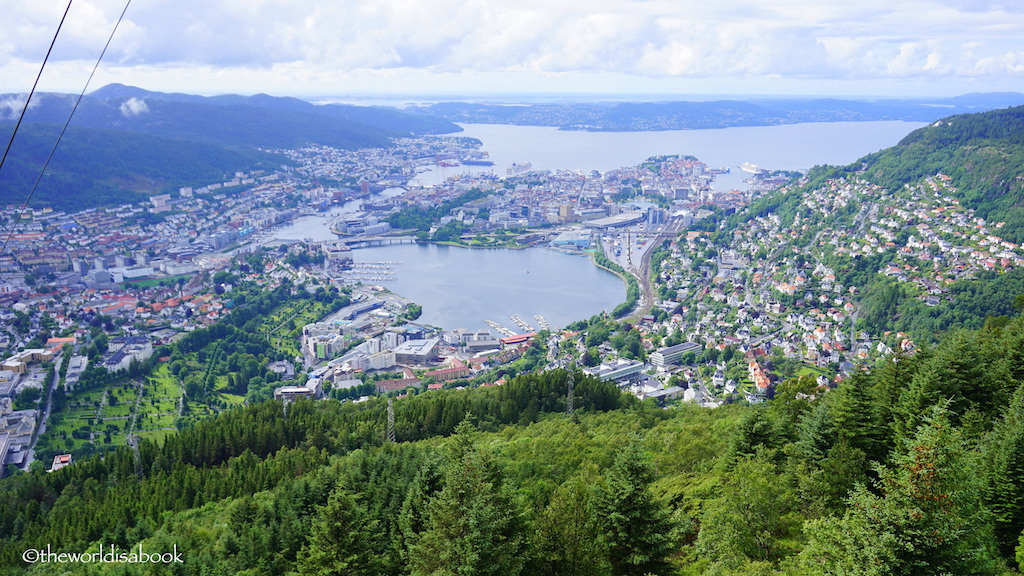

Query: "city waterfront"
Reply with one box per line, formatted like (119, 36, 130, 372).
(276, 120, 929, 332)
(412, 120, 927, 188)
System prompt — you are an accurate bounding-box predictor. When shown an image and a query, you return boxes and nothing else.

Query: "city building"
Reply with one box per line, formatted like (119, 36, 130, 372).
(583, 358, 645, 384)
(393, 337, 441, 365)
(650, 342, 702, 370)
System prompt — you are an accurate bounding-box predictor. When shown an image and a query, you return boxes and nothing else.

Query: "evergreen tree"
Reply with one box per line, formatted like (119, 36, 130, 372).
(295, 484, 382, 576)
(408, 420, 525, 576)
(532, 472, 610, 576)
(595, 437, 677, 576)
(799, 403, 999, 576)
(982, 386, 1024, 560)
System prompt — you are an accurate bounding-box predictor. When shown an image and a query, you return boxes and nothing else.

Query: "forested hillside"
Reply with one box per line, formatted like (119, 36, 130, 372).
(0, 85, 461, 210)
(824, 105, 1024, 244)
(0, 122, 286, 210)
(692, 105, 1024, 347)
(5, 312, 1024, 574)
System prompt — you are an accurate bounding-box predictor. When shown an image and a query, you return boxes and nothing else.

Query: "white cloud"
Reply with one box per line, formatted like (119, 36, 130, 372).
(2, 0, 1024, 96)
(119, 97, 148, 116)
(0, 95, 32, 120)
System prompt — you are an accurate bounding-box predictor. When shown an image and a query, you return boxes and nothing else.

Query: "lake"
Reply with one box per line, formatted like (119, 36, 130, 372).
(349, 243, 622, 333)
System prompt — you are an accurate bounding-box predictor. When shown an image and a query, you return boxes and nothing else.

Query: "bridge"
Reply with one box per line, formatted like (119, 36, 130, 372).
(336, 235, 419, 248)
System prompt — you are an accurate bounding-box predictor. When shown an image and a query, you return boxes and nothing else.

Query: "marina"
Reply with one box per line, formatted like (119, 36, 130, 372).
(348, 261, 401, 269)
(510, 314, 535, 332)
(334, 274, 397, 283)
(484, 320, 517, 337)
(334, 261, 400, 283)
(481, 314, 546, 336)
(535, 315, 550, 331)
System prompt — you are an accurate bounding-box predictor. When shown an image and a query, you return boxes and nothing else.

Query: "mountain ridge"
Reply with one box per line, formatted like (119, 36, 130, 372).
(0, 85, 462, 210)
(402, 92, 1024, 130)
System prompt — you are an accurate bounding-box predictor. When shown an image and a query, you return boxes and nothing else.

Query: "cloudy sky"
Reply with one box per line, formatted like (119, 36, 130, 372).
(3, 0, 1024, 98)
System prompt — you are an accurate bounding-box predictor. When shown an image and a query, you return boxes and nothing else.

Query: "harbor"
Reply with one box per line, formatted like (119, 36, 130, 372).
(481, 314, 549, 337)
(484, 320, 517, 337)
(334, 261, 400, 284)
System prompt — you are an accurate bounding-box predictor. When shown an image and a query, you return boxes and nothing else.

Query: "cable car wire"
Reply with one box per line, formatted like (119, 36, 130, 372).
(1, 0, 133, 257)
(0, 0, 74, 185)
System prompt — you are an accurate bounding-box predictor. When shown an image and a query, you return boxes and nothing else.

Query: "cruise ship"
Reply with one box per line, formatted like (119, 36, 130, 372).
(506, 162, 533, 175)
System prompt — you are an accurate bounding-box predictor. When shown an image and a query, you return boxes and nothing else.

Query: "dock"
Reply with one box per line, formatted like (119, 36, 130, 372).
(510, 314, 534, 332)
(483, 320, 517, 337)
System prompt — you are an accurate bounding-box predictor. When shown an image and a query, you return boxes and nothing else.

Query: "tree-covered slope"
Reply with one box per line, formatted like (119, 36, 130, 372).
(0, 122, 286, 210)
(0, 85, 462, 210)
(6, 313, 1024, 575)
(858, 105, 1024, 243)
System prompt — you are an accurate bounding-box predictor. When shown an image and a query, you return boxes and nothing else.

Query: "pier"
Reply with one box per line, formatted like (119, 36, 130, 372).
(510, 314, 535, 332)
(534, 315, 551, 331)
(483, 320, 517, 337)
(334, 260, 400, 283)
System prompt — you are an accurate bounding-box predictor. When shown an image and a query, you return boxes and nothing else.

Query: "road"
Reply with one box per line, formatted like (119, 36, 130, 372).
(25, 352, 64, 471)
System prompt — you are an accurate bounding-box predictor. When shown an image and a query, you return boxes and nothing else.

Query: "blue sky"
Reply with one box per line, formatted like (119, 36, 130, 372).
(3, 0, 1024, 98)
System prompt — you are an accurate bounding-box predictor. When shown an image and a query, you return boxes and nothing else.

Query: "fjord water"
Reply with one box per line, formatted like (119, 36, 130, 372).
(353, 243, 621, 333)
(415, 120, 926, 187)
(281, 121, 927, 332)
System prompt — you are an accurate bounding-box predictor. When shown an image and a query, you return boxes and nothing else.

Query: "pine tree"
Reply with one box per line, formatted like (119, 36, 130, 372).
(800, 403, 999, 576)
(295, 485, 382, 576)
(595, 437, 677, 576)
(532, 472, 609, 576)
(408, 420, 525, 576)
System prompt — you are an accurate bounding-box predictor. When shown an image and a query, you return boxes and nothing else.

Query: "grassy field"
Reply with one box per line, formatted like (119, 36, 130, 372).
(135, 428, 177, 444)
(38, 362, 188, 462)
(796, 364, 830, 379)
(138, 413, 178, 430)
(218, 392, 246, 406)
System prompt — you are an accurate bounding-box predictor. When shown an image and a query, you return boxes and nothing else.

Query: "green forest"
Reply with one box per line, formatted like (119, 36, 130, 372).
(0, 123, 287, 211)
(5, 311, 1024, 574)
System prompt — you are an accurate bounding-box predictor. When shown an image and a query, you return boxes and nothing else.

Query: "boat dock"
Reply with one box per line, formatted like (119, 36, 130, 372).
(510, 314, 534, 332)
(534, 315, 550, 331)
(349, 260, 401, 270)
(334, 273, 396, 283)
(334, 261, 400, 283)
(484, 320, 517, 337)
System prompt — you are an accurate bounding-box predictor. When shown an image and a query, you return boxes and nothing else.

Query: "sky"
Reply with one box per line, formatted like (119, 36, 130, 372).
(3, 0, 1024, 99)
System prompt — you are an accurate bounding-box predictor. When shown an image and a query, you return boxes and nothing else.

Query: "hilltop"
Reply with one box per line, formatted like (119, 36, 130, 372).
(0, 85, 461, 210)
(854, 105, 1024, 244)
(660, 104, 1024, 362)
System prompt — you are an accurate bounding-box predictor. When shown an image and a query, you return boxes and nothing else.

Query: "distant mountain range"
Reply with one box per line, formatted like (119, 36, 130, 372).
(0, 84, 461, 210)
(405, 93, 1024, 130)
(7, 84, 460, 149)
(4, 86, 1024, 212)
